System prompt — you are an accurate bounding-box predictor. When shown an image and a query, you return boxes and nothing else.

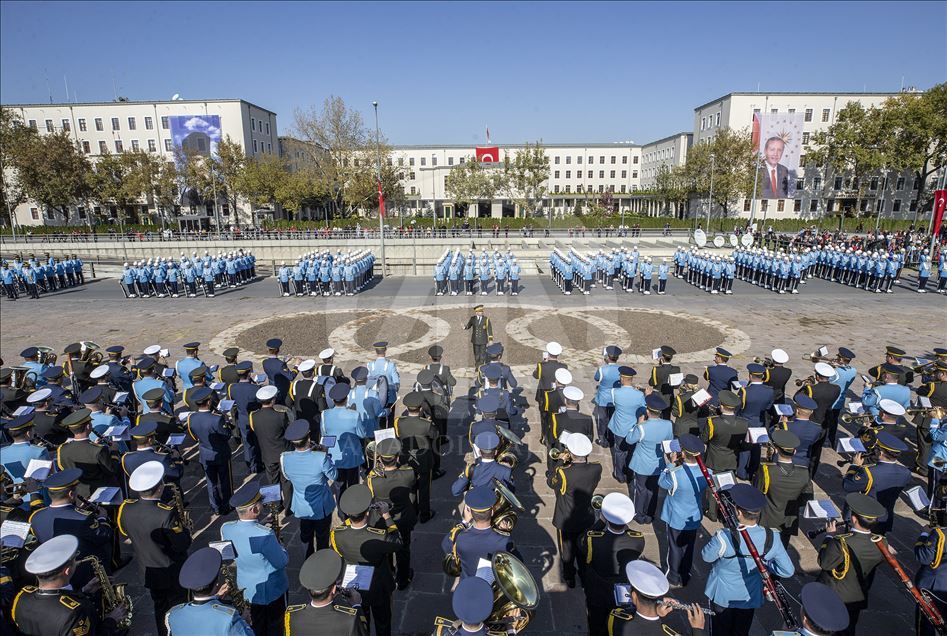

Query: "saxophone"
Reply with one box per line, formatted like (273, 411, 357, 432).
(168, 483, 193, 532)
(266, 501, 282, 544)
(76, 555, 133, 630)
(221, 562, 249, 613)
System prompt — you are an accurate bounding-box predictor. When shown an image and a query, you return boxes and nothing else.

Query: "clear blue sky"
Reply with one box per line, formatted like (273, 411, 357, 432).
(2, 1, 944, 145)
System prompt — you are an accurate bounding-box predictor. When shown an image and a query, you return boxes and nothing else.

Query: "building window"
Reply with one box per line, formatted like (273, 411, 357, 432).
(128, 117, 136, 130)
(744, 200, 752, 212)
(554, 156, 560, 164)
(771, 108, 778, 114)
(81, 141, 90, 153)
(788, 108, 795, 114)
(114, 140, 123, 153)
(409, 158, 415, 166)
(397, 158, 403, 166)
(95, 118, 103, 131)
(98, 141, 107, 153)
(164, 139, 172, 151)
(761, 200, 769, 211)
(910, 200, 918, 211)
(821, 108, 830, 122)
(27, 119, 37, 129)
(913, 176, 921, 189)
(598, 156, 604, 164)
(813, 177, 822, 190)
(577, 156, 582, 164)
(410, 172, 415, 180)
(633, 156, 638, 164)
(632, 171, 638, 178)
(554, 171, 560, 178)
(266, 122, 270, 135)
(610, 170, 615, 178)
(61, 119, 70, 131)
(45, 119, 54, 132)
(810, 199, 818, 212)
(565, 156, 571, 165)
(599, 170, 605, 178)
(448, 157, 454, 166)
(621, 170, 627, 178)
(565, 170, 571, 178)
(588, 156, 593, 163)
(253, 139, 257, 152)
(78, 118, 87, 131)
(804, 109, 813, 122)
(145, 116, 153, 130)
(554, 185, 560, 193)
(577, 185, 583, 193)
(77, 207, 86, 219)
(610, 156, 616, 164)
(834, 176, 842, 190)
(753, 108, 760, 114)
(701, 117, 706, 130)
(148, 139, 156, 152)
(431, 156, 437, 166)
(792, 199, 801, 212)
(409, 186, 416, 195)
(620, 185, 627, 193)
(715, 113, 721, 126)
(895, 176, 905, 190)
(131, 140, 140, 151)
(587, 170, 593, 178)
(30, 207, 39, 220)
(870, 177, 878, 190)
(802, 132, 810, 145)
(622, 156, 628, 164)
(893, 199, 902, 212)
(111, 117, 120, 131)
(420, 157, 426, 166)
(777, 199, 786, 211)
(251, 118, 255, 131)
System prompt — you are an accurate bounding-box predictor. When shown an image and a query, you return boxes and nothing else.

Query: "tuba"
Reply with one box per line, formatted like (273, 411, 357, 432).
(495, 426, 522, 469)
(486, 551, 540, 634)
(80, 341, 104, 365)
(9, 366, 36, 392)
(491, 478, 525, 536)
(36, 346, 56, 366)
(75, 555, 132, 630)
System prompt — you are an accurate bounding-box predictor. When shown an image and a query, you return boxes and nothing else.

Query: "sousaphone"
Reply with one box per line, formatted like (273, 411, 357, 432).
(491, 478, 524, 535)
(486, 551, 540, 634)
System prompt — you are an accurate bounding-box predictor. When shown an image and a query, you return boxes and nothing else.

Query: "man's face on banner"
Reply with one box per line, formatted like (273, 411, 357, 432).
(764, 138, 785, 166)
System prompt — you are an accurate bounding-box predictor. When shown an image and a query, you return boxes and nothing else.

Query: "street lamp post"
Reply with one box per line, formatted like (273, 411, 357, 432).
(372, 101, 386, 275)
(431, 153, 437, 227)
(706, 153, 716, 230)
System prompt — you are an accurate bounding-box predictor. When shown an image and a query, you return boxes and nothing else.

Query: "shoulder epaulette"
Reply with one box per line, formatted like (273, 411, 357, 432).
(366, 526, 386, 535)
(434, 616, 454, 627)
(123, 498, 138, 504)
(835, 532, 853, 539)
(286, 604, 306, 613)
(59, 595, 80, 610)
(332, 604, 357, 615)
(157, 502, 174, 511)
(586, 530, 604, 538)
(609, 608, 634, 620)
(662, 625, 681, 636)
(626, 529, 644, 538)
(210, 603, 238, 615)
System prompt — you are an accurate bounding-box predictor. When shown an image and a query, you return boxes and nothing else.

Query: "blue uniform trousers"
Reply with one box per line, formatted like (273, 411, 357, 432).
(593, 404, 613, 445)
(631, 472, 659, 522)
(202, 459, 233, 514)
(665, 524, 698, 586)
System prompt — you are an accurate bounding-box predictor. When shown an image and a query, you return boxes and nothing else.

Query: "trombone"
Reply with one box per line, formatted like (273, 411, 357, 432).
(794, 374, 817, 387)
(800, 351, 840, 366)
(840, 412, 877, 425)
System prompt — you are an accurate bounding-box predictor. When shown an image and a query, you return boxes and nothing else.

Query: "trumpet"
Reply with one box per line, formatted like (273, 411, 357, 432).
(794, 375, 817, 387)
(591, 494, 605, 510)
(801, 352, 840, 366)
(752, 356, 775, 368)
(548, 447, 573, 465)
(907, 406, 946, 419)
(840, 412, 877, 425)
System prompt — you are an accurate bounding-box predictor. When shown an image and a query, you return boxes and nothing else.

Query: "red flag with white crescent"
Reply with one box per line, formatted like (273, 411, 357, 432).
(933, 189, 946, 238)
(377, 179, 385, 219)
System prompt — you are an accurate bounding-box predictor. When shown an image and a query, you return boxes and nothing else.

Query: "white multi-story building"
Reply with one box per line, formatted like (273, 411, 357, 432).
(692, 91, 928, 221)
(5, 98, 278, 227)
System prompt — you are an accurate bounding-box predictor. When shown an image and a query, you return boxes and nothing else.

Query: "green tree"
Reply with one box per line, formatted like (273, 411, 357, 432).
(125, 151, 178, 227)
(89, 151, 141, 226)
(235, 153, 287, 210)
(882, 83, 947, 220)
(808, 103, 888, 224)
(275, 167, 329, 220)
(8, 128, 92, 223)
(213, 136, 248, 220)
(445, 157, 500, 209)
(0, 108, 36, 227)
(684, 127, 755, 228)
(500, 142, 549, 218)
(654, 164, 690, 218)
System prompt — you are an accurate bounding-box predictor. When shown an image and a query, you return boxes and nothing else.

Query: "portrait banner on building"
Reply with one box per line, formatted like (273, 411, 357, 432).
(752, 112, 804, 199)
(169, 114, 222, 158)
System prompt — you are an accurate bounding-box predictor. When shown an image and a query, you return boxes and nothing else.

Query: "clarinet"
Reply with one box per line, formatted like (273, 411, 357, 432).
(873, 535, 946, 634)
(695, 455, 798, 630)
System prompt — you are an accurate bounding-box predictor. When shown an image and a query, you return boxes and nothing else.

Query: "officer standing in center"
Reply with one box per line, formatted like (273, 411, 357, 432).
(464, 304, 494, 368)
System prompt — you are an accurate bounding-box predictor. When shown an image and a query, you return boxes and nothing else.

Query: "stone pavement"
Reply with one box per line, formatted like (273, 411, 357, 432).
(0, 274, 943, 635)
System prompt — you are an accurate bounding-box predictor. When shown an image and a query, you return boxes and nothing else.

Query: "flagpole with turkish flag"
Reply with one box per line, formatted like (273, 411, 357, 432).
(931, 188, 946, 255)
(372, 101, 385, 276)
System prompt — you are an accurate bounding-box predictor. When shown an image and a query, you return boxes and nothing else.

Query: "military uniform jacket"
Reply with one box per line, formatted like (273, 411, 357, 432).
(451, 459, 513, 496)
(753, 460, 812, 532)
(366, 466, 418, 530)
(165, 598, 254, 636)
(650, 362, 681, 403)
(551, 409, 594, 443)
(330, 518, 402, 593)
(737, 382, 774, 426)
(914, 527, 947, 592)
(577, 528, 645, 605)
(250, 407, 292, 465)
(704, 364, 738, 399)
(56, 438, 119, 498)
(12, 586, 119, 636)
(671, 391, 706, 438)
(117, 497, 191, 589)
(464, 314, 494, 344)
(915, 381, 947, 434)
(700, 414, 748, 472)
(424, 362, 457, 394)
(136, 411, 180, 440)
(868, 362, 913, 386)
(1, 386, 26, 418)
(227, 381, 261, 428)
(394, 415, 437, 474)
(533, 360, 567, 402)
(605, 609, 703, 636)
(441, 524, 518, 578)
(284, 601, 369, 636)
(417, 388, 449, 422)
(218, 363, 239, 385)
(798, 382, 842, 425)
(547, 461, 603, 532)
(842, 460, 911, 521)
(764, 366, 793, 403)
(817, 529, 886, 603)
(28, 504, 112, 584)
(187, 411, 232, 465)
(288, 378, 328, 426)
(32, 410, 69, 446)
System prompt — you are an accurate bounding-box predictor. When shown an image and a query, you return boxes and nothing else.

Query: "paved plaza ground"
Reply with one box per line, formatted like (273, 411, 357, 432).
(1, 273, 944, 635)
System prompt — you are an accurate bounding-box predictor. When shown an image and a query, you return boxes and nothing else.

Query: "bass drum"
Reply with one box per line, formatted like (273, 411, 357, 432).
(693, 229, 707, 248)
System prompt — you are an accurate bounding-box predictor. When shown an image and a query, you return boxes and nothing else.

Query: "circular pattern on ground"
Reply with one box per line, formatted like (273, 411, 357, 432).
(212, 304, 749, 378)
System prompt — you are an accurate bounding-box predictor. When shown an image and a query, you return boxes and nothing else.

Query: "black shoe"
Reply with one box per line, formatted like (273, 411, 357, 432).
(565, 578, 576, 589)
(432, 469, 447, 480)
(595, 438, 608, 448)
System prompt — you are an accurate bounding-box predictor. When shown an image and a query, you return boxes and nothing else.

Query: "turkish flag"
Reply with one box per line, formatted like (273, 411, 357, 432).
(933, 189, 947, 238)
(476, 146, 499, 163)
(377, 179, 385, 219)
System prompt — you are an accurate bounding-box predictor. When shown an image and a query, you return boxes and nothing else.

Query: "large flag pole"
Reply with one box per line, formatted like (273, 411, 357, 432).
(373, 101, 386, 276)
